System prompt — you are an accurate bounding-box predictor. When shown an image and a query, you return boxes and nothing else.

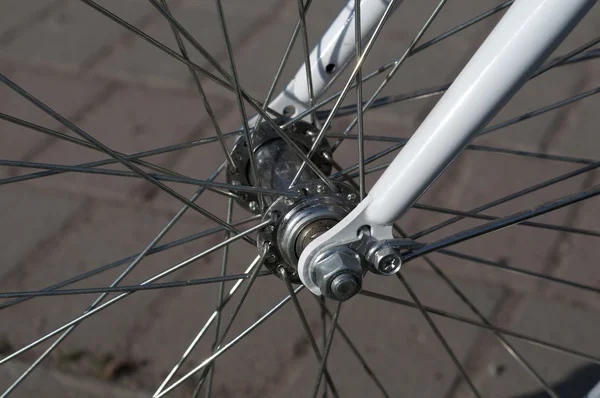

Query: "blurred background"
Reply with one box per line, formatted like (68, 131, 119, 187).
(1, 0, 600, 396)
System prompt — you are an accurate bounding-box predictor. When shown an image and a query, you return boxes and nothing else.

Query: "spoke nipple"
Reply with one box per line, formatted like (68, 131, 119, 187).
(346, 193, 357, 202)
(316, 185, 325, 194)
(249, 201, 259, 212)
(283, 198, 294, 206)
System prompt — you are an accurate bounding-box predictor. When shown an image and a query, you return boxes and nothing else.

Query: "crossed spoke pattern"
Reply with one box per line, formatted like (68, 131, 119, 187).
(1, 0, 599, 397)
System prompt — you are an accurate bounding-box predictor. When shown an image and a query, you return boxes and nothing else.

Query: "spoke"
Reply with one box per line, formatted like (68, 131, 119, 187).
(155, 286, 303, 398)
(0, 118, 242, 187)
(158, 0, 236, 172)
(214, 0, 265, 210)
(312, 41, 598, 123)
(0, 214, 260, 311)
(297, 0, 316, 125)
(203, 199, 234, 398)
(281, 270, 340, 398)
(331, 141, 406, 180)
(0, 112, 240, 191)
(302, 0, 516, 123)
(0, 73, 253, 244)
(360, 289, 600, 364)
(311, 302, 341, 398)
(288, 0, 405, 188)
(80, 0, 233, 91)
(315, 297, 391, 398)
(0, 218, 272, 366)
(319, 296, 328, 398)
(394, 227, 558, 397)
(326, 132, 599, 165)
(355, 0, 365, 199)
(411, 162, 600, 240)
(154, 258, 260, 396)
(438, 248, 600, 295)
(404, 185, 600, 263)
(479, 86, 600, 137)
(190, 244, 268, 395)
(331, 0, 448, 152)
(0, 163, 228, 395)
(396, 273, 481, 397)
(412, 202, 600, 238)
(0, 159, 298, 198)
(532, 35, 600, 78)
(0, 272, 271, 299)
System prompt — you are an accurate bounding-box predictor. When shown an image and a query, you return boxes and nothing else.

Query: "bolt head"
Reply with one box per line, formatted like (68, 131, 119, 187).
(249, 201, 259, 212)
(371, 246, 402, 275)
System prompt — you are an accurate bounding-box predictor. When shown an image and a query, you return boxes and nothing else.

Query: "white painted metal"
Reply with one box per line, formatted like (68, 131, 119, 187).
(267, 0, 392, 119)
(297, 0, 597, 294)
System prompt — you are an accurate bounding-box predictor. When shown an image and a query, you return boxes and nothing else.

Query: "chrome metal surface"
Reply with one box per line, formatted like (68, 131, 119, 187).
(312, 247, 363, 301)
(227, 119, 332, 213)
(257, 181, 356, 282)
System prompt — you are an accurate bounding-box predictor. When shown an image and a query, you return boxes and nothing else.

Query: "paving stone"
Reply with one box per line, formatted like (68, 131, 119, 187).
(0, 0, 154, 71)
(91, 0, 274, 90)
(0, 185, 85, 281)
(276, 269, 505, 397)
(0, 67, 109, 178)
(0, 1, 62, 43)
(0, 200, 223, 379)
(0, 358, 149, 398)
(456, 294, 600, 398)
(30, 84, 230, 204)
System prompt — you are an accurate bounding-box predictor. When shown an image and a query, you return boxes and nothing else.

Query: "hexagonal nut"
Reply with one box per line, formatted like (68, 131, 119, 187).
(312, 247, 363, 301)
(368, 245, 402, 275)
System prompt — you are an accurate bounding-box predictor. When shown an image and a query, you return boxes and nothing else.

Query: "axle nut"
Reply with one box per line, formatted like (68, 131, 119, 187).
(312, 247, 363, 301)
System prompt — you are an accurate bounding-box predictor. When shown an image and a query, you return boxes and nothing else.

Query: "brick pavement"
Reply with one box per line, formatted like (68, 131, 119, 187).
(0, 1, 599, 397)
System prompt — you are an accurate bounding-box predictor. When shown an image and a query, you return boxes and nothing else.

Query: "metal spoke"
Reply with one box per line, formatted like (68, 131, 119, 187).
(331, 0, 448, 152)
(0, 118, 242, 186)
(411, 162, 600, 240)
(479, 86, 600, 137)
(203, 198, 234, 398)
(325, 132, 599, 165)
(289, 0, 405, 188)
(396, 273, 481, 397)
(311, 302, 342, 398)
(0, 218, 272, 366)
(311, 43, 598, 123)
(412, 202, 600, 238)
(404, 185, 600, 263)
(359, 289, 600, 364)
(438, 248, 600, 295)
(0, 73, 252, 244)
(0, 214, 260, 311)
(154, 258, 260, 396)
(394, 226, 558, 397)
(532, 35, 600, 78)
(315, 297, 391, 398)
(0, 159, 298, 198)
(0, 272, 272, 299)
(297, 0, 316, 125)
(296, 0, 516, 123)
(0, 163, 228, 395)
(155, 286, 303, 398)
(355, 0, 365, 199)
(189, 244, 269, 395)
(281, 269, 340, 398)
(158, 0, 236, 172)
(213, 0, 265, 210)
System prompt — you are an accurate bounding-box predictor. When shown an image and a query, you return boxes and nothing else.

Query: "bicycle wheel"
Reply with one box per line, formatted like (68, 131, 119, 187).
(1, 0, 599, 397)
